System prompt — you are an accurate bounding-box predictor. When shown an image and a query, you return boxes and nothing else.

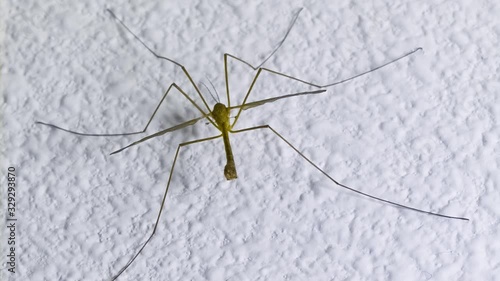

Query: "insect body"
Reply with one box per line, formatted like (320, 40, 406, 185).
(211, 103, 238, 180)
(36, 8, 469, 280)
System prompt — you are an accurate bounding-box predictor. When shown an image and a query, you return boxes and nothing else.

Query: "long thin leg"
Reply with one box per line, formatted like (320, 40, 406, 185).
(106, 9, 213, 115)
(110, 134, 222, 281)
(224, 8, 304, 107)
(255, 8, 303, 69)
(228, 48, 422, 128)
(231, 125, 469, 221)
(36, 83, 217, 136)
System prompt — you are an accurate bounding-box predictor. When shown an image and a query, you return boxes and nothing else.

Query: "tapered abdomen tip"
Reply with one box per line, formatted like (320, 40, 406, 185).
(224, 164, 238, 180)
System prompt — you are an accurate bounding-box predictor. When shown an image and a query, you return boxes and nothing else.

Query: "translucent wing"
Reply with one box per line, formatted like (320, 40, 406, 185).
(229, 89, 326, 111)
(111, 115, 207, 155)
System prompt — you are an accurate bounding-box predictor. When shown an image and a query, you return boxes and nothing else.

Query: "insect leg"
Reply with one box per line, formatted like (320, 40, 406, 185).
(36, 83, 215, 136)
(231, 125, 469, 221)
(228, 48, 421, 128)
(106, 9, 213, 115)
(110, 134, 222, 280)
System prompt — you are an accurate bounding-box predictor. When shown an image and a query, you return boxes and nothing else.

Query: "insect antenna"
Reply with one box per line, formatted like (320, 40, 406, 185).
(200, 81, 219, 104)
(206, 76, 221, 103)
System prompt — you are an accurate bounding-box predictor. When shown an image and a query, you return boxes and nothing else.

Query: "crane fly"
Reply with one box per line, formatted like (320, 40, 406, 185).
(36, 8, 469, 280)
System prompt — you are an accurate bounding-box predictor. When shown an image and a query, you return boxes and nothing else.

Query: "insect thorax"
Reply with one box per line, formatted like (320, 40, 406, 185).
(212, 103, 230, 130)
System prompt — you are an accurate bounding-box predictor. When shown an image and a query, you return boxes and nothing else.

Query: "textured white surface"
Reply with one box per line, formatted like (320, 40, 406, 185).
(2, 0, 499, 280)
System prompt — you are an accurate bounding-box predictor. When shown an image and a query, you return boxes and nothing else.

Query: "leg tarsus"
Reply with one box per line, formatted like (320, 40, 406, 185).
(109, 134, 222, 280)
(36, 82, 215, 137)
(255, 7, 304, 69)
(106, 9, 212, 114)
(231, 125, 469, 221)
(35, 121, 143, 137)
(227, 48, 422, 129)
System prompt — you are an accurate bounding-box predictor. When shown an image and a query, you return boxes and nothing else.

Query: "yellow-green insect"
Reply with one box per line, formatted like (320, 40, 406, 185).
(36, 8, 469, 280)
